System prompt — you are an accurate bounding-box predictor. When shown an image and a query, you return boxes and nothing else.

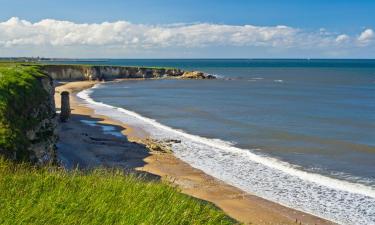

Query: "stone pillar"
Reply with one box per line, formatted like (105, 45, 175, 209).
(60, 91, 71, 122)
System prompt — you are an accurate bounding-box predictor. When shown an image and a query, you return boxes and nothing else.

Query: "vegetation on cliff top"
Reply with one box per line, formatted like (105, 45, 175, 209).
(0, 158, 235, 225)
(0, 63, 49, 161)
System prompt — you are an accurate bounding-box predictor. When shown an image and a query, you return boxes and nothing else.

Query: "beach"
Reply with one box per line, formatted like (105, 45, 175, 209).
(55, 80, 334, 225)
(2, 1, 374, 223)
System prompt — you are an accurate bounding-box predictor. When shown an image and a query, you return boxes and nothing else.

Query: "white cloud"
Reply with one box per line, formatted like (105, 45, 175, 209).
(0, 17, 373, 57)
(357, 29, 374, 45)
(335, 34, 350, 43)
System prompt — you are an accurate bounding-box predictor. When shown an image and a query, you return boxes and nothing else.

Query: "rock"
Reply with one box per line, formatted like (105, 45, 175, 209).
(144, 138, 173, 153)
(153, 69, 166, 78)
(26, 75, 57, 165)
(165, 139, 182, 144)
(144, 69, 154, 78)
(165, 69, 184, 77)
(180, 71, 216, 79)
(205, 74, 216, 79)
(148, 143, 164, 152)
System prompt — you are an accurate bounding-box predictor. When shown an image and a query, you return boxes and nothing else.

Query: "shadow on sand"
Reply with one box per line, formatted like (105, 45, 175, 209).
(56, 112, 160, 181)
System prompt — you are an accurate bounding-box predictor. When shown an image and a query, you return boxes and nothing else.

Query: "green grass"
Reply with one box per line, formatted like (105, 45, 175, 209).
(0, 64, 50, 160)
(0, 158, 236, 225)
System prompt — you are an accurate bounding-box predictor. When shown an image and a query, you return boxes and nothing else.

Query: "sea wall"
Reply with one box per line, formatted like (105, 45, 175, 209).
(42, 65, 215, 80)
(0, 65, 57, 164)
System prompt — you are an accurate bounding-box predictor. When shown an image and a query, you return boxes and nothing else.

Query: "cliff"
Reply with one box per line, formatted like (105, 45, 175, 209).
(42, 64, 215, 81)
(0, 64, 57, 164)
(0, 63, 214, 164)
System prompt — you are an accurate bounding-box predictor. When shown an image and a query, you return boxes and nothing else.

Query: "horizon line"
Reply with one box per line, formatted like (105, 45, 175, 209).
(2, 57, 375, 60)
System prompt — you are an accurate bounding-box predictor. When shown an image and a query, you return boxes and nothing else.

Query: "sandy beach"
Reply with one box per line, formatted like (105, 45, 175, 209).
(55, 80, 335, 225)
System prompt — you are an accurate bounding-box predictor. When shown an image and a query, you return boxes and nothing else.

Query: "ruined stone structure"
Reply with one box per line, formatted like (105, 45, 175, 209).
(60, 91, 71, 122)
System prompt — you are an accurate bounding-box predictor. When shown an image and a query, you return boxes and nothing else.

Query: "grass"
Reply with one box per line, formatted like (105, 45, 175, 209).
(0, 63, 50, 160)
(0, 158, 236, 225)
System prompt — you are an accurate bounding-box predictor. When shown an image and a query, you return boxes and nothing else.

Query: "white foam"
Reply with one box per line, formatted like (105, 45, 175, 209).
(77, 84, 375, 224)
(248, 77, 265, 82)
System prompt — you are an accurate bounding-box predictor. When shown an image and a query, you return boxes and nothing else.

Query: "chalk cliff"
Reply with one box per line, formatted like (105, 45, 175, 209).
(42, 65, 214, 80)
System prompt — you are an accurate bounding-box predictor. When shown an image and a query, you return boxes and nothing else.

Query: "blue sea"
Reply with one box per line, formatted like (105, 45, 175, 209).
(61, 59, 374, 224)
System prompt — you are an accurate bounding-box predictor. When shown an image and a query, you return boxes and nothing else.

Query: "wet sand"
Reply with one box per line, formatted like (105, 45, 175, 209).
(55, 80, 335, 225)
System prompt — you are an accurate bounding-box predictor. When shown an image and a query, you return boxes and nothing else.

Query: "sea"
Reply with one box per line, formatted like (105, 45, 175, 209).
(53, 59, 375, 224)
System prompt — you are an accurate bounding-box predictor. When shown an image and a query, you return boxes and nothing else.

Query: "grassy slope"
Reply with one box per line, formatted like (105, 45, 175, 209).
(0, 158, 235, 225)
(0, 63, 49, 160)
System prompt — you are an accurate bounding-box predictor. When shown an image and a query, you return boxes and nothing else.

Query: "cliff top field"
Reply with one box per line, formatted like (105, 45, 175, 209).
(0, 157, 235, 225)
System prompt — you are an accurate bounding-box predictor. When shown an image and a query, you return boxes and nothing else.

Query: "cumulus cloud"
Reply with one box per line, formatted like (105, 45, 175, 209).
(335, 34, 350, 43)
(0, 17, 373, 57)
(0, 17, 300, 48)
(357, 29, 374, 45)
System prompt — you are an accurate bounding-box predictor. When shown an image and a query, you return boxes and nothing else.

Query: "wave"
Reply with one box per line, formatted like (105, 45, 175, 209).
(247, 77, 265, 82)
(77, 84, 375, 224)
(208, 73, 223, 79)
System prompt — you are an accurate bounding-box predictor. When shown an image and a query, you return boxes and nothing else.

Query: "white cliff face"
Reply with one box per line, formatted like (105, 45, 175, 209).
(43, 65, 186, 81)
(42, 65, 215, 81)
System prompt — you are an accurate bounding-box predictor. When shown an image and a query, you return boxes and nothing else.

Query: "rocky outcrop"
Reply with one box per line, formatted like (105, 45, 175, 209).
(26, 74, 57, 164)
(180, 71, 216, 79)
(143, 138, 182, 153)
(42, 65, 215, 81)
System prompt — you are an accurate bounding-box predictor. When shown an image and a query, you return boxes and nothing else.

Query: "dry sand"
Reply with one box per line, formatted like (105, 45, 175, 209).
(55, 80, 335, 225)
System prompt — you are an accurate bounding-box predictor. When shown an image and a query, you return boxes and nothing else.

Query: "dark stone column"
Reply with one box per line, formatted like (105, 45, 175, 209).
(60, 91, 70, 122)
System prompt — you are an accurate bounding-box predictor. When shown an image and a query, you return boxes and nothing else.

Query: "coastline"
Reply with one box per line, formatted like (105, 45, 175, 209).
(55, 80, 335, 225)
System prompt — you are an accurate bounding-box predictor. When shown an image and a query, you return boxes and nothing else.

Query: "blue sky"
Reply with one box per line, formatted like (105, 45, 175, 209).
(0, 0, 374, 58)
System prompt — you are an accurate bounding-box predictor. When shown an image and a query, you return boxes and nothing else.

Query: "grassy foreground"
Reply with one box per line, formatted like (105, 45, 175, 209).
(0, 158, 235, 225)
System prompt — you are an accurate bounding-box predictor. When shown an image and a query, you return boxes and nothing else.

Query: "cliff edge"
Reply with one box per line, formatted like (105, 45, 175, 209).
(0, 64, 57, 164)
(42, 64, 215, 81)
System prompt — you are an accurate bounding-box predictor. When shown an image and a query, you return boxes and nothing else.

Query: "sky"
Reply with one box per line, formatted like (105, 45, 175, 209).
(0, 0, 374, 58)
